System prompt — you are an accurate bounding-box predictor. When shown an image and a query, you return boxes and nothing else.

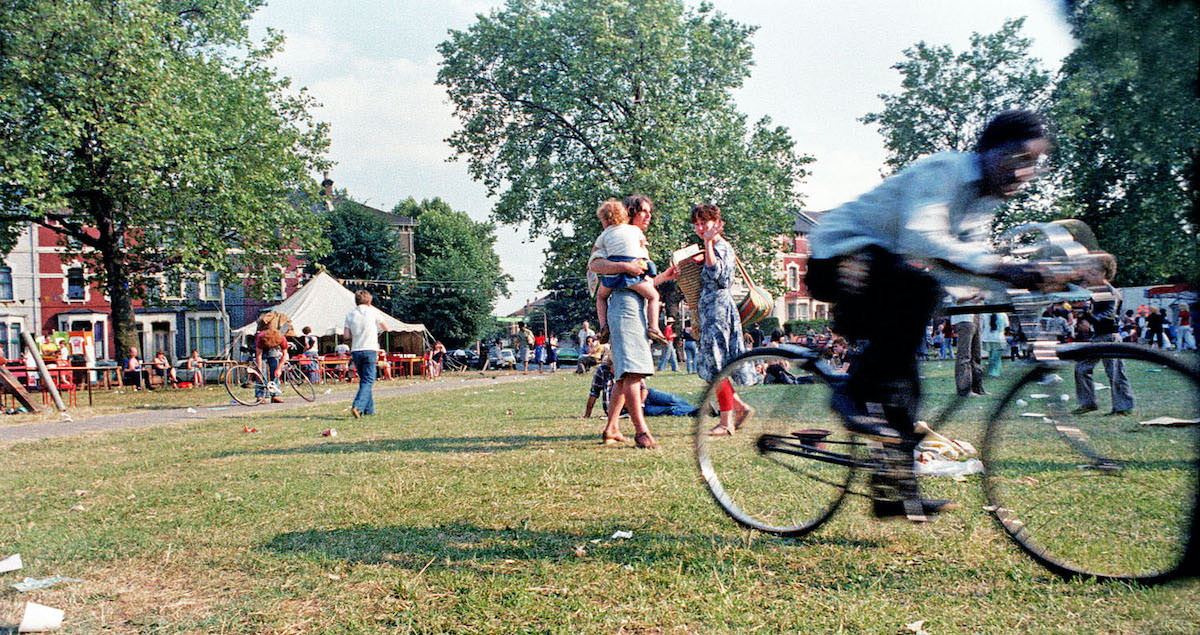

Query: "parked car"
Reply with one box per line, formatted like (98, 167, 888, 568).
(554, 345, 580, 367)
(447, 348, 484, 370)
(488, 348, 516, 369)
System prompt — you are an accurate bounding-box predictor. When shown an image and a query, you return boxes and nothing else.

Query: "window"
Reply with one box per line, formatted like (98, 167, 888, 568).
(9, 323, 20, 360)
(787, 265, 799, 291)
(0, 267, 12, 301)
(188, 317, 222, 357)
(92, 322, 104, 359)
(202, 271, 221, 301)
(67, 268, 86, 300)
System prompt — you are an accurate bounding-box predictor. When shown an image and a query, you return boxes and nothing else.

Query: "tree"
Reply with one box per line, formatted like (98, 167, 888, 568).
(860, 18, 1052, 173)
(0, 0, 329, 358)
(1051, 0, 1200, 285)
(437, 0, 811, 322)
(317, 195, 403, 281)
(388, 198, 510, 348)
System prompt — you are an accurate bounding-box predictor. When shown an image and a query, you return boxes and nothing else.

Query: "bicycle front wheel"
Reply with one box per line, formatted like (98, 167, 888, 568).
(225, 364, 265, 406)
(696, 348, 858, 537)
(983, 343, 1200, 583)
(287, 365, 316, 402)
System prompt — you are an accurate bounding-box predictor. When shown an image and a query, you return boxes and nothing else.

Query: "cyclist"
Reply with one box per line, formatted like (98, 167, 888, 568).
(254, 319, 288, 404)
(806, 109, 1051, 521)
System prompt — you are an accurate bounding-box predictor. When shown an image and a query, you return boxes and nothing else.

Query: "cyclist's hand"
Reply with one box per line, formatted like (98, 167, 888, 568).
(837, 253, 869, 293)
(994, 263, 1046, 290)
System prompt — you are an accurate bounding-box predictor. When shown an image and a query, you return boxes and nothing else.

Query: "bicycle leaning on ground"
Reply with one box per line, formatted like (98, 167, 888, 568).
(224, 358, 316, 406)
(694, 223, 1200, 584)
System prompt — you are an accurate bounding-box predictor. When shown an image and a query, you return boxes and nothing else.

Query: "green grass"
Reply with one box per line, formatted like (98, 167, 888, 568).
(0, 361, 1198, 633)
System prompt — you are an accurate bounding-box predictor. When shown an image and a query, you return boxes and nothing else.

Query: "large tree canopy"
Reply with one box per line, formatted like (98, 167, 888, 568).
(860, 18, 1052, 174)
(0, 0, 329, 356)
(437, 0, 811, 315)
(389, 198, 510, 348)
(1051, 0, 1200, 285)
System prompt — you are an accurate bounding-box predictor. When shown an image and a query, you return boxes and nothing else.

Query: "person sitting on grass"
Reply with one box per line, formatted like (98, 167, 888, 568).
(588, 198, 668, 345)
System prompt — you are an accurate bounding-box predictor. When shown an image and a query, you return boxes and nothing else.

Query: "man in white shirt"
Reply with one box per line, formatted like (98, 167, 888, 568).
(577, 320, 596, 351)
(343, 289, 388, 418)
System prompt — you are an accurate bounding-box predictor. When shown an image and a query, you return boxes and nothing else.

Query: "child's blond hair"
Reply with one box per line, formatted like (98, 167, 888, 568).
(596, 199, 629, 226)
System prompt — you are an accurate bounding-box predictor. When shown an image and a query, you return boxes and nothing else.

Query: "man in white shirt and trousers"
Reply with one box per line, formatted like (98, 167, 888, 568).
(344, 290, 388, 418)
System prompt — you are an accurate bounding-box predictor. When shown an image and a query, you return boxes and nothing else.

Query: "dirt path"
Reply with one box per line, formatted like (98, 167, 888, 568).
(0, 373, 551, 444)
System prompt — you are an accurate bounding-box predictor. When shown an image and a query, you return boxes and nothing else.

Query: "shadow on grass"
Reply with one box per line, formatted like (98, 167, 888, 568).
(262, 522, 882, 570)
(213, 433, 596, 457)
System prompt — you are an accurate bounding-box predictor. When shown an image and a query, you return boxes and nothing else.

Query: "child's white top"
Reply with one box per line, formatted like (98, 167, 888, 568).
(589, 223, 648, 263)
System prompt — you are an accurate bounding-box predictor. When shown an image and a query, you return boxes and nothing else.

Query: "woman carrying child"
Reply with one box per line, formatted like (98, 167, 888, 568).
(589, 199, 668, 345)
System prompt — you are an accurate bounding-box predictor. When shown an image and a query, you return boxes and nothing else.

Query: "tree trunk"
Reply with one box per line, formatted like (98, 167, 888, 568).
(101, 244, 137, 362)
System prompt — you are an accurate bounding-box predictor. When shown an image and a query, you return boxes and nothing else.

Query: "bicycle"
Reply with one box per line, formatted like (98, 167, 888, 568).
(694, 224, 1200, 584)
(224, 359, 316, 406)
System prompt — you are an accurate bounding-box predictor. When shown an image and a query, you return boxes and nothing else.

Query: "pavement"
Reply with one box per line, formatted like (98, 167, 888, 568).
(0, 372, 551, 444)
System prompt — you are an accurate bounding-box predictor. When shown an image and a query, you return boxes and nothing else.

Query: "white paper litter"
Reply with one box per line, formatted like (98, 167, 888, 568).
(12, 576, 85, 592)
(610, 530, 633, 539)
(1016, 399, 1028, 407)
(0, 553, 21, 573)
(1093, 382, 1109, 391)
(1020, 412, 1047, 418)
(915, 458, 984, 477)
(1029, 394, 1050, 399)
(186, 407, 198, 414)
(1038, 374, 1064, 384)
(1139, 416, 1200, 427)
(18, 600, 63, 632)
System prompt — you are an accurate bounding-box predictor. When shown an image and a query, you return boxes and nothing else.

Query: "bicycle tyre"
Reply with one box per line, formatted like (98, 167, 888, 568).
(287, 365, 316, 402)
(983, 343, 1200, 583)
(225, 363, 265, 406)
(696, 347, 858, 537)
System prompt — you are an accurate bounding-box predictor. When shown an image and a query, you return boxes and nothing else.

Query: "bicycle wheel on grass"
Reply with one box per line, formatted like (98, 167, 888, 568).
(983, 343, 1200, 583)
(225, 363, 265, 406)
(696, 348, 858, 537)
(286, 365, 316, 402)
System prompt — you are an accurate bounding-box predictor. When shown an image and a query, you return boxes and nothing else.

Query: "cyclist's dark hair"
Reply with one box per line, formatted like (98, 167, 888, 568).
(976, 109, 1046, 152)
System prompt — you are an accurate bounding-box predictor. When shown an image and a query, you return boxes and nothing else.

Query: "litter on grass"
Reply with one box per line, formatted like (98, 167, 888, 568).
(0, 553, 21, 573)
(18, 600, 63, 632)
(610, 530, 633, 539)
(1139, 416, 1200, 427)
(12, 576, 85, 592)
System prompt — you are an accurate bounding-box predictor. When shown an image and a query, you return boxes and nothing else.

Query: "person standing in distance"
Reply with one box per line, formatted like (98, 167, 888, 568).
(344, 289, 388, 418)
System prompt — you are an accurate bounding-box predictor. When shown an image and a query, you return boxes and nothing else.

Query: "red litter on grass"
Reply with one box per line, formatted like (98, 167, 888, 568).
(321, 428, 337, 437)
(242, 425, 257, 433)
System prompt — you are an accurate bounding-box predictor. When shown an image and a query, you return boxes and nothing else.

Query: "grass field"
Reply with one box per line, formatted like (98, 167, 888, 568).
(1, 360, 1198, 633)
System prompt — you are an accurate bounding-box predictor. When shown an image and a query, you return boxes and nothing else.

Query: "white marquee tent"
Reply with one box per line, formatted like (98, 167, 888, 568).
(231, 271, 431, 352)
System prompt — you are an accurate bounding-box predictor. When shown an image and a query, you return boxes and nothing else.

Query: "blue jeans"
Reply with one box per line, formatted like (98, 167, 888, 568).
(256, 356, 280, 399)
(643, 388, 697, 417)
(683, 340, 698, 373)
(351, 350, 377, 415)
(656, 342, 678, 371)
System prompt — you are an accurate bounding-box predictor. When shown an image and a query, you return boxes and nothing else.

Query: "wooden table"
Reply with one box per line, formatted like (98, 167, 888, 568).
(388, 355, 423, 377)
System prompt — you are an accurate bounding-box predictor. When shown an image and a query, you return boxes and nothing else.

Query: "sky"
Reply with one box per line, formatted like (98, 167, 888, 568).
(247, 0, 1076, 316)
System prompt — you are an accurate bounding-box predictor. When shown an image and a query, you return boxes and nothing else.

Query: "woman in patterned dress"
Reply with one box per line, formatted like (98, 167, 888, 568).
(692, 203, 756, 435)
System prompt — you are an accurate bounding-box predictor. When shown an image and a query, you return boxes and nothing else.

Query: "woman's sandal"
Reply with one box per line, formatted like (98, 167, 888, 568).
(733, 405, 756, 430)
(601, 430, 627, 445)
(634, 432, 659, 449)
(707, 423, 735, 436)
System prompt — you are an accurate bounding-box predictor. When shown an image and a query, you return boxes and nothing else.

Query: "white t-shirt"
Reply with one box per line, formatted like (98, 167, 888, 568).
(980, 312, 1009, 343)
(577, 327, 595, 350)
(587, 223, 650, 295)
(590, 223, 648, 263)
(344, 305, 382, 352)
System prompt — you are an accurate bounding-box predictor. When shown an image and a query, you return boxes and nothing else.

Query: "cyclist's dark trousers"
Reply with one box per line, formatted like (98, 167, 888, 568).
(806, 246, 942, 437)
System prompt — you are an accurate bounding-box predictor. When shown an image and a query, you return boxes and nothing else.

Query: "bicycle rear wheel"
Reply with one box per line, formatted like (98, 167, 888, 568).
(224, 364, 265, 406)
(983, 343, 1200, 583)
(695, 348, 858, 537)
(287, 365, 316, 402)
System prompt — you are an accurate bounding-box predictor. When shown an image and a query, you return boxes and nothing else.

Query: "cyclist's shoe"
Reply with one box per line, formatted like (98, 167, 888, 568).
(267, 380, 280, 395)
(830, 388, 903, 445)
(872, 497, 958, 521)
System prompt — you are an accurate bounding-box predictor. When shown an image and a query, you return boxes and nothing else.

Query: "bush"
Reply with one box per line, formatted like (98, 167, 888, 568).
(784, 318, 831, 335)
